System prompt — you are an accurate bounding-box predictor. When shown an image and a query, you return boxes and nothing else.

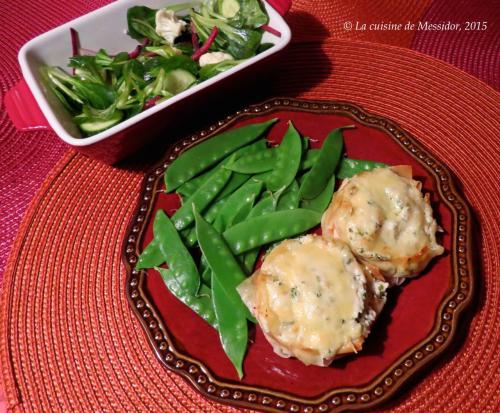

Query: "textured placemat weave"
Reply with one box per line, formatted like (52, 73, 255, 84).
(1, 35, 499, 411)
(1, 1, 499, 282)
(412, 0, 500, 90)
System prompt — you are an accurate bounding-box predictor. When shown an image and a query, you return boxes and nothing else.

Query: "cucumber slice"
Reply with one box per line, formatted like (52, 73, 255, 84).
(164, 69, 196, 95)
(78, 110, 123, 134)
(219, 0, 240, 18)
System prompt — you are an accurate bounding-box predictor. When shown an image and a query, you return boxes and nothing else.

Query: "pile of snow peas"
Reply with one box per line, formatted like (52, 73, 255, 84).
(137, 118, 386, 377)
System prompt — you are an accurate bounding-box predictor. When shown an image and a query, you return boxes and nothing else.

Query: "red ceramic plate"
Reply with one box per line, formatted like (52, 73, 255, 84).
(123, 98, 475, 412)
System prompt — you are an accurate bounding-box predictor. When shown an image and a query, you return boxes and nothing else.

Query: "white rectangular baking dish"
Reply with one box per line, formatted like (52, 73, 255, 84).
(9, 0, 291, 162)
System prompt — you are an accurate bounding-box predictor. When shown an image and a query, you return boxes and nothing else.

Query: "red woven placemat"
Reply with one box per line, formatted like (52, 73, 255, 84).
(2, 0, 499, 280)
(411, 0, 500, 90)
(1, 35, 499, 411)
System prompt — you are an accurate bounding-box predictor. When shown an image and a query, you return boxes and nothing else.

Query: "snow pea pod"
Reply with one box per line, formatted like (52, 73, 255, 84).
(248, 193, 277, 216)
(239, 195, 278, 274)
(213, 173, 250, 202)
(232, 198, 256, 226)
(337, 158, 387, 179)
(300, 175, 335, 213)
(299, 126, 354, 200)
(176, 139, 268, 198)
(165, 119, 277, 191)
(176, 184, 196, 199)
(176, 168, 213, 199)
(240, 250, 258, 276)
(266, 122, 302, 191)
(136, 239, 164, 270)
(157, 267, 217, 328)
(277, 180, 299, 211)
(194, 210, 248, 378)
(171, 168, 232, 231)
(223, 209, 322, 254)
(225, 148, 276, 174)
(213, 181, 263, 232)
(154, 210, 200, 295)
(211, 141, 269, 202)
(184, 194, 230, 247)
(182, 227, 198, 248)
(250, 170, 271, 186)
(300, 149, 320, 171)
(204, 197, 228, 223)
(211, 275, 247, 378)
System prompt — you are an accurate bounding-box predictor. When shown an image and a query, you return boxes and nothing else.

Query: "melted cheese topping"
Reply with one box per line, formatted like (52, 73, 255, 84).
(322, 167, 444, 278)
(238, 235, 369, 366)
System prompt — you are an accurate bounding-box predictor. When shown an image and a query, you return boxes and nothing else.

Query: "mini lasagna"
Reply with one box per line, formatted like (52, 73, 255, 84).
(321, 166, 444, 282)
(237, 235, 388, 366)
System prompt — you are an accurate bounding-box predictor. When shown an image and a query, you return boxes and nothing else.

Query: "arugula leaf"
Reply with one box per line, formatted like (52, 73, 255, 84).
(224, 27, 262, 59)
(143, 55, 199, 79)
(173, 42, 195, 55)
(94, 49, 114, 67)
(191, 12, 262, 59)
(44, 67, 84, 106)
(201, 0, 268, 29)
(115, 60, 147, 110)
(219, 0, 268, 28)
(237, 0, 268, 28)
(45, 66, 115, 109)
(199, 59, 244, 80)
(41, 67, 81, 114)
(143, 68, 176, 97)
(68, 55, 105, 84)
(127, 6, 164, 43)
(71, 81, 116, 109)
(165, 2, 200, 13)
(145, 44, 182, 58)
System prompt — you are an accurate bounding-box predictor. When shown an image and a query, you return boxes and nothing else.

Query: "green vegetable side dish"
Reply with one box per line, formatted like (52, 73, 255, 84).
(150, 211, 218, 327)
(165, 119, 276, 191)
(300, 175, 335, 213)
(157, 267, 217, 328)
(213, 180, 263, 231)
(194, 210, 249, 378)
(135, 118, 391, 378)
(223, 209, 322, 254)
(277, 180, 300, 210)
(265, 122, 302, 191)
(175, 138, 266, 198)
(239, 194, 278, 274)
(300, 149, 320, 171)
(154, 210, 200, 295)
(136, 238, 164, 269)
(43, 0, 275, 136)
(226, 147, 277, 174)
(171, 167, 232, 230)
(299, 126, 354, 200)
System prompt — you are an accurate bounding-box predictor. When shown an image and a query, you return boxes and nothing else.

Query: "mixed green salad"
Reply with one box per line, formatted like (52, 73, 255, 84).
(43, 0, 277, 136)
